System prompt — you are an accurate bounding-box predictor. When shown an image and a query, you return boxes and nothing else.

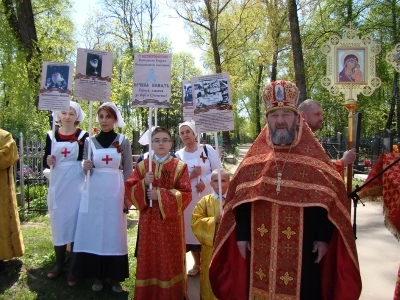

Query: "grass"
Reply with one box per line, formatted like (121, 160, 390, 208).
(0, 212, 138, 300)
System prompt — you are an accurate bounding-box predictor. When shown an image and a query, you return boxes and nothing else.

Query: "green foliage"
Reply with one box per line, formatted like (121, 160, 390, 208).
(1, 0, 400, 145)
(25, 184, 48, 211)
(0, 222, 138, 299)
(0, 0, 76, 138)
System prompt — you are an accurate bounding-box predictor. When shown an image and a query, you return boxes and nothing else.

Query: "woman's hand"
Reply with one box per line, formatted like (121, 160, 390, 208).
(47, 155, 56, 167)
(144, 172, 154, 185)
(83, 160, 93, 171)
(190, 166, 202, 179)
(195, 180, 205, 193)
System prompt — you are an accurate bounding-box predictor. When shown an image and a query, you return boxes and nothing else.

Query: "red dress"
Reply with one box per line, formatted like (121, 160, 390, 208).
(125, 156, 192, 300)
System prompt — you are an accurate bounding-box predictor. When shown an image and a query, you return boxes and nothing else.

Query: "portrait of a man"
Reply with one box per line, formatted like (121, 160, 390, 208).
(184, 84, 193, 103)
(44, 65, 69, 91)
(337, 49, 365, 83)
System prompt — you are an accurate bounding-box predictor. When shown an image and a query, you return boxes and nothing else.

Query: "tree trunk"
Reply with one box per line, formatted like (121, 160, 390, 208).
(205, 0, 229, 146)
(3, 0, 39, 64)
(255, 65, 264, 134)
(3, 0, 41, 106)
(287, 0, 307, 103)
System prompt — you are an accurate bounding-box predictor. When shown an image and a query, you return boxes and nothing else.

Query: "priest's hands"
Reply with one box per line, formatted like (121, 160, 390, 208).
(237, 241, 250, 259)
(341, 148, 356, 166)
(47, 155, 56, 166)
(83, 160, 93, 171)
(144, 172, 154, 185)
(312, 241, 328, 263)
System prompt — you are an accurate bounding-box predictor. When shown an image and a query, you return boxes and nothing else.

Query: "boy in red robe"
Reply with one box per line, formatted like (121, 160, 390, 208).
(125, 127, 192, 300)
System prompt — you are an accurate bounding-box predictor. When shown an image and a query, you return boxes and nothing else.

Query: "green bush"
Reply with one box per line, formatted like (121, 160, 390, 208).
(25, 184, 48, 211)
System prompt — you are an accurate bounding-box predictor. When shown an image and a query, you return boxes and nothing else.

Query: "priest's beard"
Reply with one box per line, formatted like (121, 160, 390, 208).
(269, 122, 296, 145)
(52, 73, 62, 84)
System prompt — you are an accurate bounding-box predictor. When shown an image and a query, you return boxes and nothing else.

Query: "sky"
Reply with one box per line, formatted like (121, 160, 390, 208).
(71, 0, 203, 69)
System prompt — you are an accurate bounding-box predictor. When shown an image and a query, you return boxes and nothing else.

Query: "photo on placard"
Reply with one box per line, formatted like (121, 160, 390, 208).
(44, 65, 69, 91)
(86, 53, 103, 77)
(195, 78, 226, 109)
(184, 83, 193, 104)
(336, 48, 366, 84)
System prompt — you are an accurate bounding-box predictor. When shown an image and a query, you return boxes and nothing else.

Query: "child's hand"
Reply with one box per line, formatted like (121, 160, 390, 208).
(215, 214, 222, 224)
(147, 188, 158, 201)
(123, 195, 132, 212)
(144, 172, 154, 185)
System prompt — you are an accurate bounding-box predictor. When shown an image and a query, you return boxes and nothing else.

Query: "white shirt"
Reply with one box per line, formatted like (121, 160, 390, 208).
(154, 154, 170, 163)
(213, 192, 227, 201)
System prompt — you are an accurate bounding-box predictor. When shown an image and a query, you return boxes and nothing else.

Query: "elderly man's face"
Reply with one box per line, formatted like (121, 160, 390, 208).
(267, 109, 297, 145)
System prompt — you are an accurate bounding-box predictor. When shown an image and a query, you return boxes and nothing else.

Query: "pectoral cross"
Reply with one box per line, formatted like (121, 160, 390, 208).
(275, 172, 282, 195)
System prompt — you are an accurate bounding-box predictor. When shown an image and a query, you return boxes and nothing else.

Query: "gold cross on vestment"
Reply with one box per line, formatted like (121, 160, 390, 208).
(275, 172, 283, 194)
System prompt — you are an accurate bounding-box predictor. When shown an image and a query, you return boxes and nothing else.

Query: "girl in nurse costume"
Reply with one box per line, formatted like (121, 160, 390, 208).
(43, 101, 88, 281)
(175, 121, 220, 276)
(72, 102, 133, 293)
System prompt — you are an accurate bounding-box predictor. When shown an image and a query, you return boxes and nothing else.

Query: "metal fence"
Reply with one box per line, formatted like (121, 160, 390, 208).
(15, 133, 48, 211)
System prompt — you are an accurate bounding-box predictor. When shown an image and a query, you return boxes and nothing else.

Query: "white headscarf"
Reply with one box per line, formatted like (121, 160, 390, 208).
(54, 101, 86, 122)
(179, 120, 197, 135)
(138, 126, 157, 145)
(97, 102, 125, 127)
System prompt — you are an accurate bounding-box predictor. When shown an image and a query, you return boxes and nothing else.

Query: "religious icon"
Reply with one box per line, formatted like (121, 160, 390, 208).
(275, 86, 284, 100)
(337, 49, 365, 83)
(395, 53, 400, 65)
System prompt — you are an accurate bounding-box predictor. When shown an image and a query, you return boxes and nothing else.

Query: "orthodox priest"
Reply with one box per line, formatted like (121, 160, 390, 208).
(0, 129, 24, 270)
(209, 80, 362, 300)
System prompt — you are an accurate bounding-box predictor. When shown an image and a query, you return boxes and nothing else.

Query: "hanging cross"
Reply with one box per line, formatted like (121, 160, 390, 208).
(275, 172, 283, 194)
(200, 152, 208, 163)
(102, 155, 113, 164)
(61, 148, 71, 157)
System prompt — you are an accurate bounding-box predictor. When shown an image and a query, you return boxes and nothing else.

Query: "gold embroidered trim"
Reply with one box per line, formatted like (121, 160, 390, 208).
(135, 273, 185, 288)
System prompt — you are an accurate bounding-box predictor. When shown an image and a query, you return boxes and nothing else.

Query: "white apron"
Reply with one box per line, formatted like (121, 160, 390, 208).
(47, 130, 86, 246)
(73, 135, 128, 256)
(176, 148, 214, 245)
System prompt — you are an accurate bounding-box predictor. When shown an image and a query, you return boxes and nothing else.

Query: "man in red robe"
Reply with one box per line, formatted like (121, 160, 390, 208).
(358, 151, 400, 300)
(125, 127, 192, 300)
(209, 80, 362, 300)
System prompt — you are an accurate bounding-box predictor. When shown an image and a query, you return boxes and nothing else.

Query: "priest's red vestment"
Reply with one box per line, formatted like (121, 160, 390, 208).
(209, 119, 362, 300)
